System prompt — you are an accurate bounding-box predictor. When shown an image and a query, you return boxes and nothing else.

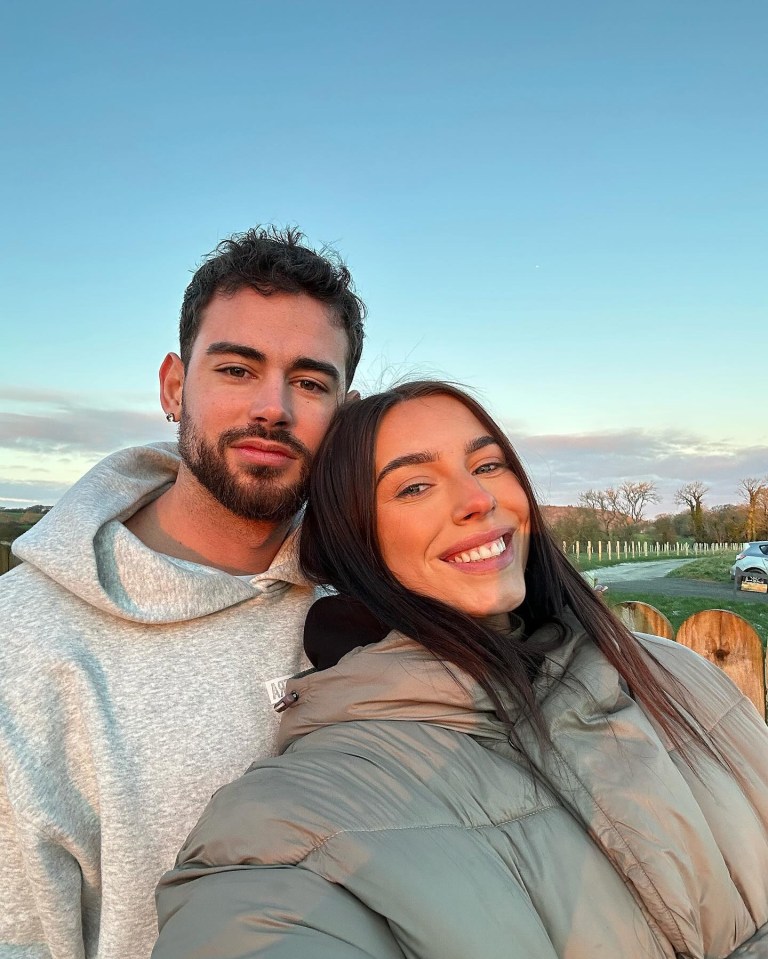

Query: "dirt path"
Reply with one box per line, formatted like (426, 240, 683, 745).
(595, 559, 696, 584)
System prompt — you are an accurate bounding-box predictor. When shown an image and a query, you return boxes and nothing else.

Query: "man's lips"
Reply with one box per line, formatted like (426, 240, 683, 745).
(230, 439, 298, 467)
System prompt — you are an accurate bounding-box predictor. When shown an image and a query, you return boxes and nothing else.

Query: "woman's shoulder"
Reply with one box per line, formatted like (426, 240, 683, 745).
(175, 750, 381, 871)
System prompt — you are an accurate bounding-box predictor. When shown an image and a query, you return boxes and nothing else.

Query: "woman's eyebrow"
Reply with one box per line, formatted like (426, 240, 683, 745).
(466, 435, 498, 454)
(377, 437, 499, 486)
(377, 451, 436, 486)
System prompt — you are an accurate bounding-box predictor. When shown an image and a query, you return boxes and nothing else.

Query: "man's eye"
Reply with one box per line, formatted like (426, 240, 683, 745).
(221, 366, 248, 378)
(296, 379, 327, 393)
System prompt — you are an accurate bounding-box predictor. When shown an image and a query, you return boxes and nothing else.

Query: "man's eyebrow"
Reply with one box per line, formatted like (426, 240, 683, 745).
(204, 343, 340, 385)
(377, 451, 437, 486)
(205, 342, 265, 362)
(287, 357, 340, 385)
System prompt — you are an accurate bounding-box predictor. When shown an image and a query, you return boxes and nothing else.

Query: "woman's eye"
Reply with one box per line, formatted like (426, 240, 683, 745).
(474, 461, 504, 475)
(396, 482, 430, 498)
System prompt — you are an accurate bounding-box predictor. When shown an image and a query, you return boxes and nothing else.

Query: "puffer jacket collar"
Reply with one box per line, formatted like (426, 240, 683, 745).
(277, 611, 572, 752)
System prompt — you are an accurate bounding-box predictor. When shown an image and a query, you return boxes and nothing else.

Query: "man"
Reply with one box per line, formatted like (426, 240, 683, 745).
(0, 227, 365, 959)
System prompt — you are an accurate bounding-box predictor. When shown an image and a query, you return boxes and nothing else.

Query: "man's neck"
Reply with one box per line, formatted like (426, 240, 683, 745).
(124, 475, 294, 576)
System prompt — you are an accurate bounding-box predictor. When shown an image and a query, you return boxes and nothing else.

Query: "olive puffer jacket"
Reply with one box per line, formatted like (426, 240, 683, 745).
(154, 613, 768, 959)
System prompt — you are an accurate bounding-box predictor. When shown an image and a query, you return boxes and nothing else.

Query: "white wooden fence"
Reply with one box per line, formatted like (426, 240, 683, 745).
(562, 541, 740, 562)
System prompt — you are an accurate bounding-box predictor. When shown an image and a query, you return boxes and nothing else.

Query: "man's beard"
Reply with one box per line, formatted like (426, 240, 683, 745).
(178, 418, 312, 523)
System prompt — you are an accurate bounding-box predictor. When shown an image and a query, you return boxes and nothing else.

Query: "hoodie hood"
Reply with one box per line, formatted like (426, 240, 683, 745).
(13, 443, 307, 624)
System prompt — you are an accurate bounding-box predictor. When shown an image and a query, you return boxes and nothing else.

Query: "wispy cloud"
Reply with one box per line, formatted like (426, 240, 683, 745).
(0, 410, 167, 456)
(0, 389, 170, 505)
(0, 387, 167, 457)
(512, 425, 767, 512)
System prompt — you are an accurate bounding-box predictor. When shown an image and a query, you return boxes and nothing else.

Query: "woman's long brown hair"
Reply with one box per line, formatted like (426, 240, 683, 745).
(300, 381, 714, 765)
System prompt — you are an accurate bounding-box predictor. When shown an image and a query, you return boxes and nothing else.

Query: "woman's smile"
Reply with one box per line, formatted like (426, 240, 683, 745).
(440, 529, 512, 568)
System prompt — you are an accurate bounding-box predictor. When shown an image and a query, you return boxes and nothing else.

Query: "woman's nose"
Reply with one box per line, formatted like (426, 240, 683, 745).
(452, 476, 496, 522)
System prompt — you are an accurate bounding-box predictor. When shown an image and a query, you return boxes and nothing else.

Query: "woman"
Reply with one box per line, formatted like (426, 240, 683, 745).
(153, 382, 768, 959)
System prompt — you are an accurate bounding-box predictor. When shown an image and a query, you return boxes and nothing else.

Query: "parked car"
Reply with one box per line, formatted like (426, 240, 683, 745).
(730, 542, 768, 588)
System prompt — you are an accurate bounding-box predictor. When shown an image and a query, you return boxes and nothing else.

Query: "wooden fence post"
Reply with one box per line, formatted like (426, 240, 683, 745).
(614, 601, 675, 640)
(676, 609, 766, 719)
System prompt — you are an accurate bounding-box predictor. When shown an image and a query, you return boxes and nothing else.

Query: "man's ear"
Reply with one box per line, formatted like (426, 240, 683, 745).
(344, 389, 361, 405)
(160, 353, 184, 419)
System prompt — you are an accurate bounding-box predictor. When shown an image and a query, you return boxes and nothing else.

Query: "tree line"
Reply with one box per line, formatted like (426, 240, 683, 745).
(547, 476, 768, 546)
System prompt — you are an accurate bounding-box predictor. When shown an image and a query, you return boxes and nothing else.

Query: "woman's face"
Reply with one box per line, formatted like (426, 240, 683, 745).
(374, 395, 531, 618)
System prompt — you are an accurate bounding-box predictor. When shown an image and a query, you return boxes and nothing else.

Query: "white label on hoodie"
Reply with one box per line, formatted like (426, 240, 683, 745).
(265, 674, 292, 705)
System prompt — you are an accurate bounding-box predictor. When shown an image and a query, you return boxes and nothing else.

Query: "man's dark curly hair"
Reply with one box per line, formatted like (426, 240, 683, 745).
(179, 226, 366, 385)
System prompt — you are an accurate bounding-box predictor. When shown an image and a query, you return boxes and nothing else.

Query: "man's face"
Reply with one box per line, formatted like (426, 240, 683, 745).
(172, 288, 351, 522)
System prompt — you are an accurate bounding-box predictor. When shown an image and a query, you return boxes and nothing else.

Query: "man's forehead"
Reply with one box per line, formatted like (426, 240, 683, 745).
(196, 292, 344, 345)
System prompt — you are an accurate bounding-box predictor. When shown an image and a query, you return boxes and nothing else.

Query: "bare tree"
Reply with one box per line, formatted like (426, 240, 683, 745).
(578, 489, 620, 539)
(617, 481, 660, 524)
(578, 481, 659, 537)
(674, 481, 709, 543)
(738, 476, 768, 540)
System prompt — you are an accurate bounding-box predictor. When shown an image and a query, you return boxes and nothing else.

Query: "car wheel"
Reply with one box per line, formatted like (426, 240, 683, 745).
(739, 567, 768, 588)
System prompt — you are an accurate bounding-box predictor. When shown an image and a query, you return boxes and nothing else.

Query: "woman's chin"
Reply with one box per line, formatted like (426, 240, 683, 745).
(461, 585, 526, 621)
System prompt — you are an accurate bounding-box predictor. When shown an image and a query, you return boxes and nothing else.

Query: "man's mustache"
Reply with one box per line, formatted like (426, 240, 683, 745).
(217, 425, 311, 461)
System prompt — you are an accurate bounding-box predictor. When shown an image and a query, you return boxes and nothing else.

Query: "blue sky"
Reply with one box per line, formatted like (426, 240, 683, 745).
(2, 0, 766, 514)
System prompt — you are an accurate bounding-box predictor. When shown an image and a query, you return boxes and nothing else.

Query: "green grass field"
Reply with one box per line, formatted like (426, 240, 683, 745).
(664, 556, 733, 583)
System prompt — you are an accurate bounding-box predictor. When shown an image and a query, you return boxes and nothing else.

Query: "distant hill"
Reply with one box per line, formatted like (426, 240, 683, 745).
(541, 504, 582, 526)
(0, 507, 49, 543)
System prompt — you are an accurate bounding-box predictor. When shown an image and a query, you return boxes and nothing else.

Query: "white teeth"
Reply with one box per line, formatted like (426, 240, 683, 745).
(447, 536, 506, 564)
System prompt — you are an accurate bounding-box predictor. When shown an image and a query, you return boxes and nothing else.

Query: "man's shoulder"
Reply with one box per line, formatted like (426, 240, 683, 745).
(0, 563, 80, 669)
(0, 559, 50, 602)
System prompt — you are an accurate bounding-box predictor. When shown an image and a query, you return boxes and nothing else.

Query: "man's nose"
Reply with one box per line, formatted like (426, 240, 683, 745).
(452, 475, 496, 523)
(247, 378, 293, 428)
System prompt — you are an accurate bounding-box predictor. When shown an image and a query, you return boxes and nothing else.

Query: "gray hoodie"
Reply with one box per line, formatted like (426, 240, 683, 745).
(0, 443, 314, 959)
